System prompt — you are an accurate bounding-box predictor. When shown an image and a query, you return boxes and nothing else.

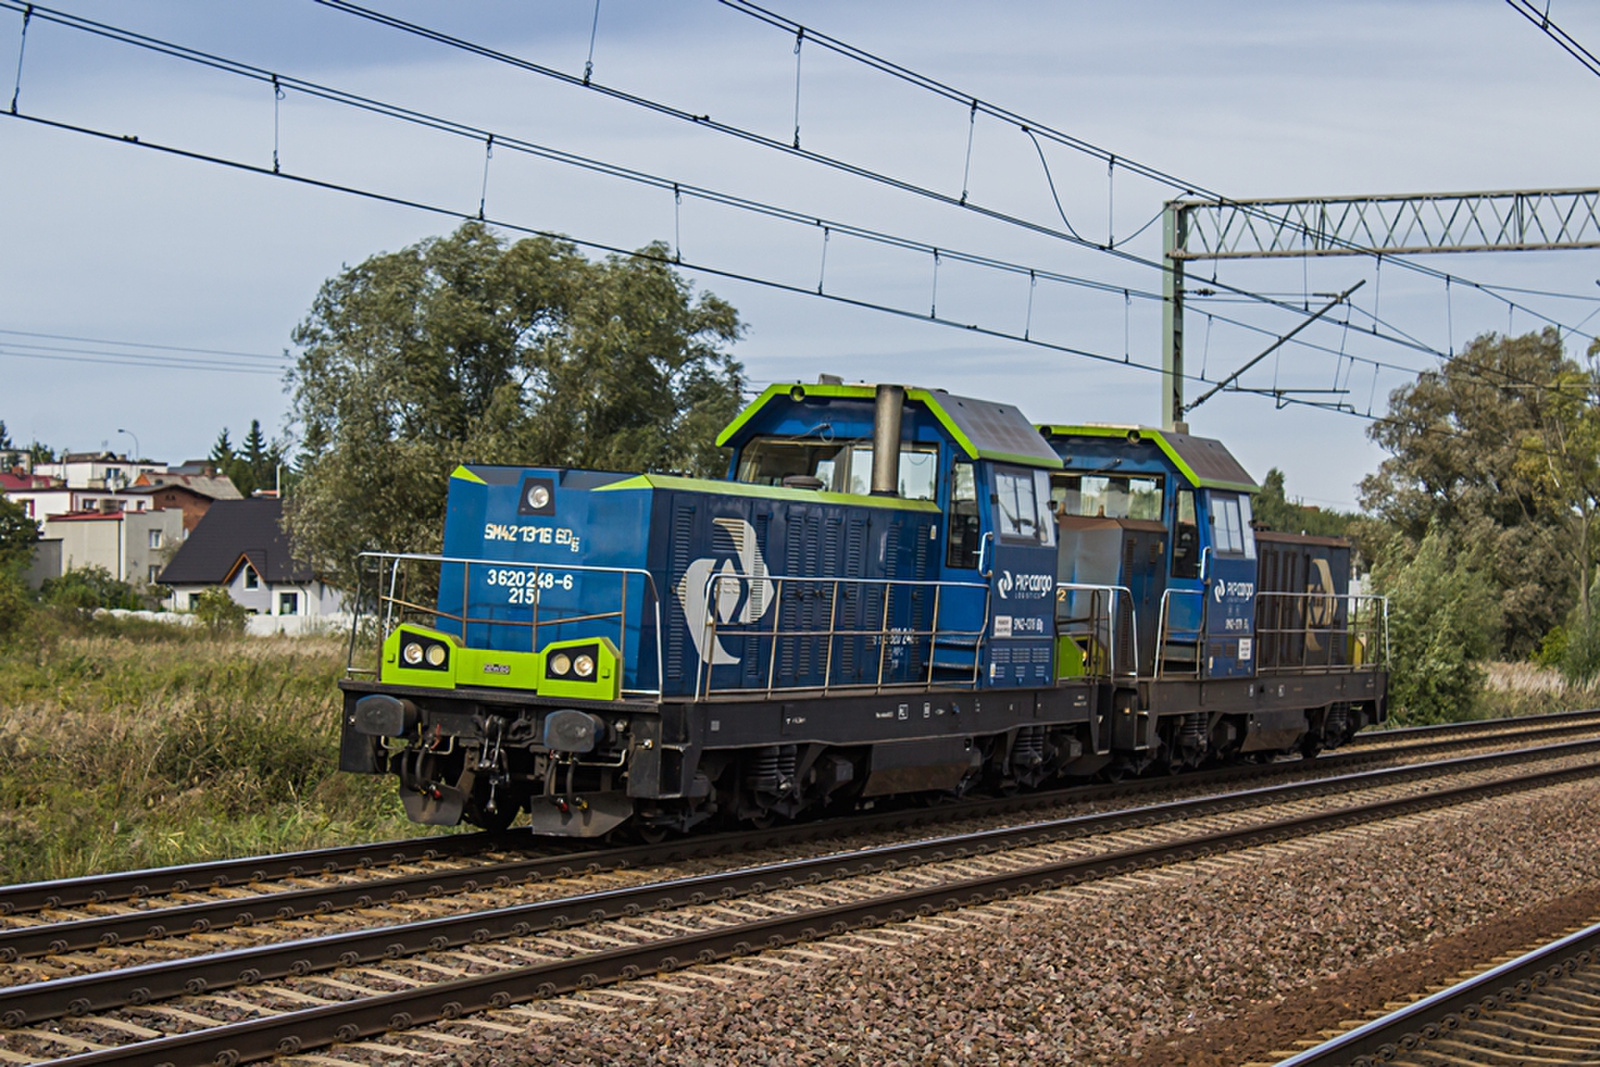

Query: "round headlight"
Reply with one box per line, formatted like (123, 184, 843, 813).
(574, 654, 595, 678)
(425, 644, 447, 667)
(549, 652, 571, 677)
(527, 484, 551, 510)
(402, 641, 424, 665)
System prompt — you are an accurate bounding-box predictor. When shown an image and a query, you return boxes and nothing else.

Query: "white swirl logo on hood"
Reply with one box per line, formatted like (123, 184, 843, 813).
(675, 517, 774, 665)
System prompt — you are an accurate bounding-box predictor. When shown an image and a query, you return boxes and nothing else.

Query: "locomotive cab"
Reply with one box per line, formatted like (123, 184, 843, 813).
(719, 382, 1064, 690)
(1038, 424, 1260, 680)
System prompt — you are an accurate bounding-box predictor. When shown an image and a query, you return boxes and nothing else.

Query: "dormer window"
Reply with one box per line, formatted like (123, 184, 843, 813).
(243, 565, 260, 589)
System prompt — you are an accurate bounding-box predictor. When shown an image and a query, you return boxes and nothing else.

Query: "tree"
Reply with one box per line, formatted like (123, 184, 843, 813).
(40, 565, 143, 612)
(210, 420, 288, 497)
(1372, 523, 1502, 723)
(1252, 468, 1354, 539)
(0, 496, 40, 576)
(1359, 329, 1590, 657)
(190, 586, 249, 636)
(284, 223, 745, 592)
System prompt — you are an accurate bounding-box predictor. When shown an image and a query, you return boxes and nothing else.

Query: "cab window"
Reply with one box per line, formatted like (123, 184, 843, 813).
(1051, 473, 1164, 520)
(1208, 493, 1255, 557)
(994, 467, 1056, 547)
(736, 436, 937, 499)
(947, 460, 980, 568)
(1172, 488, 1200, 579)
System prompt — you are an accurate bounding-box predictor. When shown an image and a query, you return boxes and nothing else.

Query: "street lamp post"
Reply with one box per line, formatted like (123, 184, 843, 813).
(116, 428, 141, 492)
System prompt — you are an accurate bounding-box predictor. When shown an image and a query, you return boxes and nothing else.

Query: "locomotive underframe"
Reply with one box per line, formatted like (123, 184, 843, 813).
(339, 667, 1385, 837)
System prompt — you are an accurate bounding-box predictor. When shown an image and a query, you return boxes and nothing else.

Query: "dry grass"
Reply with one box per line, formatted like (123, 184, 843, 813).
(0, 616, 425, 884)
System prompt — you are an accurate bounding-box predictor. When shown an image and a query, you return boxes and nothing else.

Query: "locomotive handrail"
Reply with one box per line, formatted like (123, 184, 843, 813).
(1154, 587, 1206, 678)
(1054, 581, 1139, 679)
(1255, 590, 1388, 674)
(348, 551, 667, 699)
(696, 570, 997, 700)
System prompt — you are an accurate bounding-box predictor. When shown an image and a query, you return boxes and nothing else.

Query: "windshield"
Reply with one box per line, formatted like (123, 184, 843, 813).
(1051, 473, 1164, 521)
(736, 437, 938, 499)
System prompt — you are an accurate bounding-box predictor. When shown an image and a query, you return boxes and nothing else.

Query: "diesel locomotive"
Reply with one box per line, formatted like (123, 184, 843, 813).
(337, 381, 1388, 836)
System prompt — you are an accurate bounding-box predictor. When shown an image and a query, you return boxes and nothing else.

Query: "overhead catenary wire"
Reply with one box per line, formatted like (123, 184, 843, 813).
(304, 0, 1600, 361)
(1, 2, 1593, 459)
(5, 113, 1590, 482)
(1506, 0, 1600, 77)
(9, 101, 1592, 474)
(5, 0, 1573, 396)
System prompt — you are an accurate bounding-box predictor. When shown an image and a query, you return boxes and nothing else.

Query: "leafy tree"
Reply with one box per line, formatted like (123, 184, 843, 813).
(1372, 523, 1501, 723)
(1359, 329, 1591, 657)
(1252, 468, 1354, 539)
(284, 222, 745, 592)
(40, 566, 143, 612)
(0, 496, 40, 577)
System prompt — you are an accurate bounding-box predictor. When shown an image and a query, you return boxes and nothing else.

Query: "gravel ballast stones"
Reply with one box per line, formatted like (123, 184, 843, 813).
(417, 778, 1600, 1066)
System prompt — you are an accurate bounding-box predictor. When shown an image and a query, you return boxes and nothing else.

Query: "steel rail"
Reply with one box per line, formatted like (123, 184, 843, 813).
(1346, 706, 1600, 746)
(39, 758, 1600, 1066)
(2, 707, 1590, 921)
(1276, 920, 1600, 1066)
(6, 738, 1600, 1029)
(6, 718, 1600, 962)
(0, 831, 501, 917)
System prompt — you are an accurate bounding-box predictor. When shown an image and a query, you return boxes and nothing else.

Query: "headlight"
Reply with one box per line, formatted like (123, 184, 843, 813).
(549, 652, 571, 677)
(425, 644, 447, 667)
(574, 654, 595, 678)
(402, 641, 424, 665)
(527, 484, 551, 510)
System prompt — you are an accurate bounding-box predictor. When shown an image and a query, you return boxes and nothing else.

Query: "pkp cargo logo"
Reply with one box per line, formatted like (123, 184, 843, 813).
(997, 570, 1054, 600)
(675, 518, 774, 665)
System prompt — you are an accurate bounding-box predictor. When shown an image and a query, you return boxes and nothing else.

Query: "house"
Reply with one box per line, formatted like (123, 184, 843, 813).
(34, 451, 165, 492)
(40, 508, 186, 587)
(157, 498, 344, 623)
(125, 471, 243, 532)
(3, 465, 179, 521)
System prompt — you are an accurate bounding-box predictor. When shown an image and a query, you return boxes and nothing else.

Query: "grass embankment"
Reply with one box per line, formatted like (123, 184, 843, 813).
(0, 615, 422, 884)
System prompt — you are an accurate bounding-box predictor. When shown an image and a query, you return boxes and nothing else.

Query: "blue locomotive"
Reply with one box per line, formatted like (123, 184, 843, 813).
(338, 381, 1387, 836)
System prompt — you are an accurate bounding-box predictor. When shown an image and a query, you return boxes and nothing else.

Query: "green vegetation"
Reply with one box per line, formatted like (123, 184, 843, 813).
(284, 222, 746, 593)
(210, 419, 291, 498)
(39, 565, 145, 612)
(1356, 328, 1600, 721)
(0, 617, 421, 884)
(190, 586, 250, 636)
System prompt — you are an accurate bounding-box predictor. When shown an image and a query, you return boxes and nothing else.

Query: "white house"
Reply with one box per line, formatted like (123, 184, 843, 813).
(157, 498, 344, 624)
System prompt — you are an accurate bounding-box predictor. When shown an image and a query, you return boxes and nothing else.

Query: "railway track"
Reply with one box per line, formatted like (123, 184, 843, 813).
(7, 706, 1595, 931)
(4, 733, 1600, 1065)
(1275, 918, 1600, 1066)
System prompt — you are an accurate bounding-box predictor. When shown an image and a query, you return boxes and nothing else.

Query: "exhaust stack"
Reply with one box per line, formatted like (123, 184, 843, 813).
(870, 384, 905, 496)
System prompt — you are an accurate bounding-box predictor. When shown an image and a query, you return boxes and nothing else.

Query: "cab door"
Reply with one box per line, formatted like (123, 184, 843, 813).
(1201, 492, 1257, 679)
(1163, 486, 1207, 671)
(980, 465, 1057, 688)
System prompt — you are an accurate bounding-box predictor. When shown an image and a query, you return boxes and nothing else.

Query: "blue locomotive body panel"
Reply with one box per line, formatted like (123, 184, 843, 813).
(437, 465, 947, 699)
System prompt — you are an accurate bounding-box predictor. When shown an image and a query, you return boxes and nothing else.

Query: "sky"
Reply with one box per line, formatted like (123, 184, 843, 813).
(3, 1, 1600, 511)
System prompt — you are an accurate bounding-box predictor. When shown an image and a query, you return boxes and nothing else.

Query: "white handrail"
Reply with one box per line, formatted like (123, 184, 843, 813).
(348, 550, 667, 698)
(1054, 581, 1139, 678)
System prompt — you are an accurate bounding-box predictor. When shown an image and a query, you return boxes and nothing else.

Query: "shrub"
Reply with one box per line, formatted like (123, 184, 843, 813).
(40, 565, 143, 612)
(0, 569, 33, 643)
(1560, 575, 1600, 686)
(191, 587, 249, 637)
(1371, 523, 1501, 724)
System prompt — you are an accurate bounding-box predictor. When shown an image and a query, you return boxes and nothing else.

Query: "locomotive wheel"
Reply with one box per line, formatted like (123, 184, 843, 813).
(465, 795, 520, 833)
